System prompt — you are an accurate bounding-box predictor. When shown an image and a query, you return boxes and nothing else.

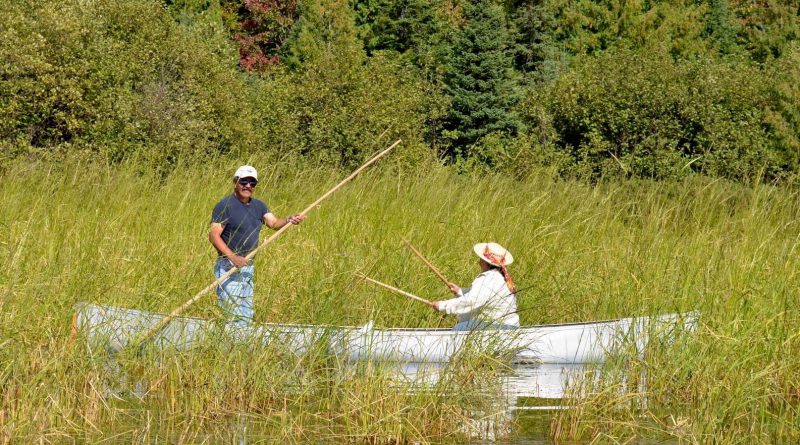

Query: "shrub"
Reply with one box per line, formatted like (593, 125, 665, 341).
(0, 0, 260, 165)
(518, 47, 796, 182)
(252, 52, 440, 168)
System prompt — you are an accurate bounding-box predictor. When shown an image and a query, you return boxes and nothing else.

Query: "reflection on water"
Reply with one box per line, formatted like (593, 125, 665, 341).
(105, 361, 591, 443)
(398, 362, 588, 402)
(391, 362, 590, 442)
(504, 364, 587, 402)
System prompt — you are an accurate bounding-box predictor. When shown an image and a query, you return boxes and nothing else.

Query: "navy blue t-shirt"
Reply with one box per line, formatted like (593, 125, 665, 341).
(211, 194, 270, 257)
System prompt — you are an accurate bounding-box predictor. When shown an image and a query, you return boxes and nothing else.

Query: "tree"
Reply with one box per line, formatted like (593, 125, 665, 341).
(440, 0, 521, 159)
(704, 0, 738, 55)
(282, 0, 364, 69)
(353, 0, 442, 56)
(503, 0, 563, 80)
(221, 0, 300, 72)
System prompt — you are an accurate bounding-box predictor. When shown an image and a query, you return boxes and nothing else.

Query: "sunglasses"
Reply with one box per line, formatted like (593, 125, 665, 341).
(238, 178, 258, 187)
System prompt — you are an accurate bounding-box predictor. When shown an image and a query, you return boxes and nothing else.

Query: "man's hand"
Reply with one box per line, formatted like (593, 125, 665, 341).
(266, 212, 306, 229)
(446, 282, 460, 295)
(287, 213, 306, 225)
(228, 254, 251, 269)
(432, 301, 440, 311)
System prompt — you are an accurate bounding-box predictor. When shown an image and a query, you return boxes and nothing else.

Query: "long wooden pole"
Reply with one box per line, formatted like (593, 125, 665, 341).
(356, 273, 434, 307)
(402, 239, 450, 288)
(128, 140, 402, 350)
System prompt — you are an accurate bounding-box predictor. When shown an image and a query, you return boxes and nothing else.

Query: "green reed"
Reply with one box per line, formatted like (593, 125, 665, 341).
(1, 155, 799, 443)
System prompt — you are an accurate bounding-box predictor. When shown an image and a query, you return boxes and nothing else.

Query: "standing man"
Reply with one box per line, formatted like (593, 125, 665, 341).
(209, 165, 306, 325)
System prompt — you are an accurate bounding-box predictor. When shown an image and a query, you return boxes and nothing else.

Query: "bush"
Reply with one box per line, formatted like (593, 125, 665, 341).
(0, 0, 260, 166)
(518, 47, 797, 183)
(255, 0, 442, 169)
(252, 53, 440, 168)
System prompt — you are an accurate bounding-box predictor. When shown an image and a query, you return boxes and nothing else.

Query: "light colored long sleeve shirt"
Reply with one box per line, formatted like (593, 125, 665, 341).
(438, 269, 520, 327)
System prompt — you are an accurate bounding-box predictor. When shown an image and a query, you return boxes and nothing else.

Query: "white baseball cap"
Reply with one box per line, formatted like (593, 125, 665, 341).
(233, 165, 258, 180)
(473, 242, 514, 267)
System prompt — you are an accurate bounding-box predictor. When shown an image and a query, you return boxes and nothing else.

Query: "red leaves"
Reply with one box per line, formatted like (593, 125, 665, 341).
(234, 33, 281, 71)
(226, 0, 299, 72)
(243, 0, 273, 14)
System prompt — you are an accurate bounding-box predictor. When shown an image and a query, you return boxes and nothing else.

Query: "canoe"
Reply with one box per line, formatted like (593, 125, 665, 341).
(73, 302, 697, 364)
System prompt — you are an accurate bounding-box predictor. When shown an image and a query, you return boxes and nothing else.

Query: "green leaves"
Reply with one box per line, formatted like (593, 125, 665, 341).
(440, 0, 521, 159)
(1, 0, 257, 166)
(520, 47, 796, 182)
(1, 0, 798, 183)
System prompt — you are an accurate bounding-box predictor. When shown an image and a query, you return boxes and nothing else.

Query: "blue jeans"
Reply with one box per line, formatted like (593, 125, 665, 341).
(214, 258, 255, 325)
(453, 320, 518, 331)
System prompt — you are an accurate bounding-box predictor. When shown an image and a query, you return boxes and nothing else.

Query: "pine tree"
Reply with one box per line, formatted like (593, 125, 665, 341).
(282, 0, 364, 69)
(440, 0, 520, 159)
(353, 0, 442, 55)
(705, 0, 738, 55)
(504, 0, 561, 79)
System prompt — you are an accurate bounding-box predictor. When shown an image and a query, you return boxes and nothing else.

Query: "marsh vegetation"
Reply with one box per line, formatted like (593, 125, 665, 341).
(1, 156, 798, 443)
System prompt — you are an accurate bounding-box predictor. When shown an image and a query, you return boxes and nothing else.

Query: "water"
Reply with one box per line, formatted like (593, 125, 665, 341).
(103, 360, 591, 443)
(389, 362, 591, 442)
(399, 362, 588, 402)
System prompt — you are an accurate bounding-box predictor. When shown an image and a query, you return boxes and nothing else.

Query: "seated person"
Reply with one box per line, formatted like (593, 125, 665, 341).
(432, 242, 520, 330)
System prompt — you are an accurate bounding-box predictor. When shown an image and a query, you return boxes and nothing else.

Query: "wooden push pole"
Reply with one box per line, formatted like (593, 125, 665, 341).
(402, 239, 451, 289)
(66, 313, 79, 351)
(356, 273, 434, 307)
(127, 140, 401, 351)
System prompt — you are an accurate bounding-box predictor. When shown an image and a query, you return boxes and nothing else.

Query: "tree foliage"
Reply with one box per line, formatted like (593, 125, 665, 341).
(520, 47, 796, 182)
(0, 0, 258, 166)
(440, 0, 521, 159)
(282, 0, 364, 68)
(1, 0, 799, 183)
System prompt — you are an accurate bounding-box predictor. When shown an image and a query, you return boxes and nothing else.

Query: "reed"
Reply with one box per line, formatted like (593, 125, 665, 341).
(1, 156, 799, 443)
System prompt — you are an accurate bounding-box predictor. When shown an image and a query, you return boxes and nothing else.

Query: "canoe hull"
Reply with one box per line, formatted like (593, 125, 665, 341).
(74, 303, 696, 364)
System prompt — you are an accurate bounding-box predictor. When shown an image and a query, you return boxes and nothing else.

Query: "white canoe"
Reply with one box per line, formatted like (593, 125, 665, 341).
(73, 302, 697, 364)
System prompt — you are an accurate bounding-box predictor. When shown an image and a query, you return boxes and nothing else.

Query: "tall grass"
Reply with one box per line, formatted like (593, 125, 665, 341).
(1, 156, 799, 443)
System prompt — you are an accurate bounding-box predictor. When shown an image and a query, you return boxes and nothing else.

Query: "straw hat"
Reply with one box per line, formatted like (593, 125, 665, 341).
(473, 242, 514, 267)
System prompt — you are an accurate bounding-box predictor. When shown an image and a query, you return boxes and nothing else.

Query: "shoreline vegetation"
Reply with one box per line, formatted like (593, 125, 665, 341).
(1, 157, 799, 443)
(2, 0, 799, 184)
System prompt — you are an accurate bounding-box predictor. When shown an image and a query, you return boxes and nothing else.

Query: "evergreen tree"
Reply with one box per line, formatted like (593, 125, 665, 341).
(440, 0, 520, 159)
(705, 0, 738, 55)
(503, 0, 562, 79)
(353, 0, 441, 55)
(282, 0, 364, 69)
